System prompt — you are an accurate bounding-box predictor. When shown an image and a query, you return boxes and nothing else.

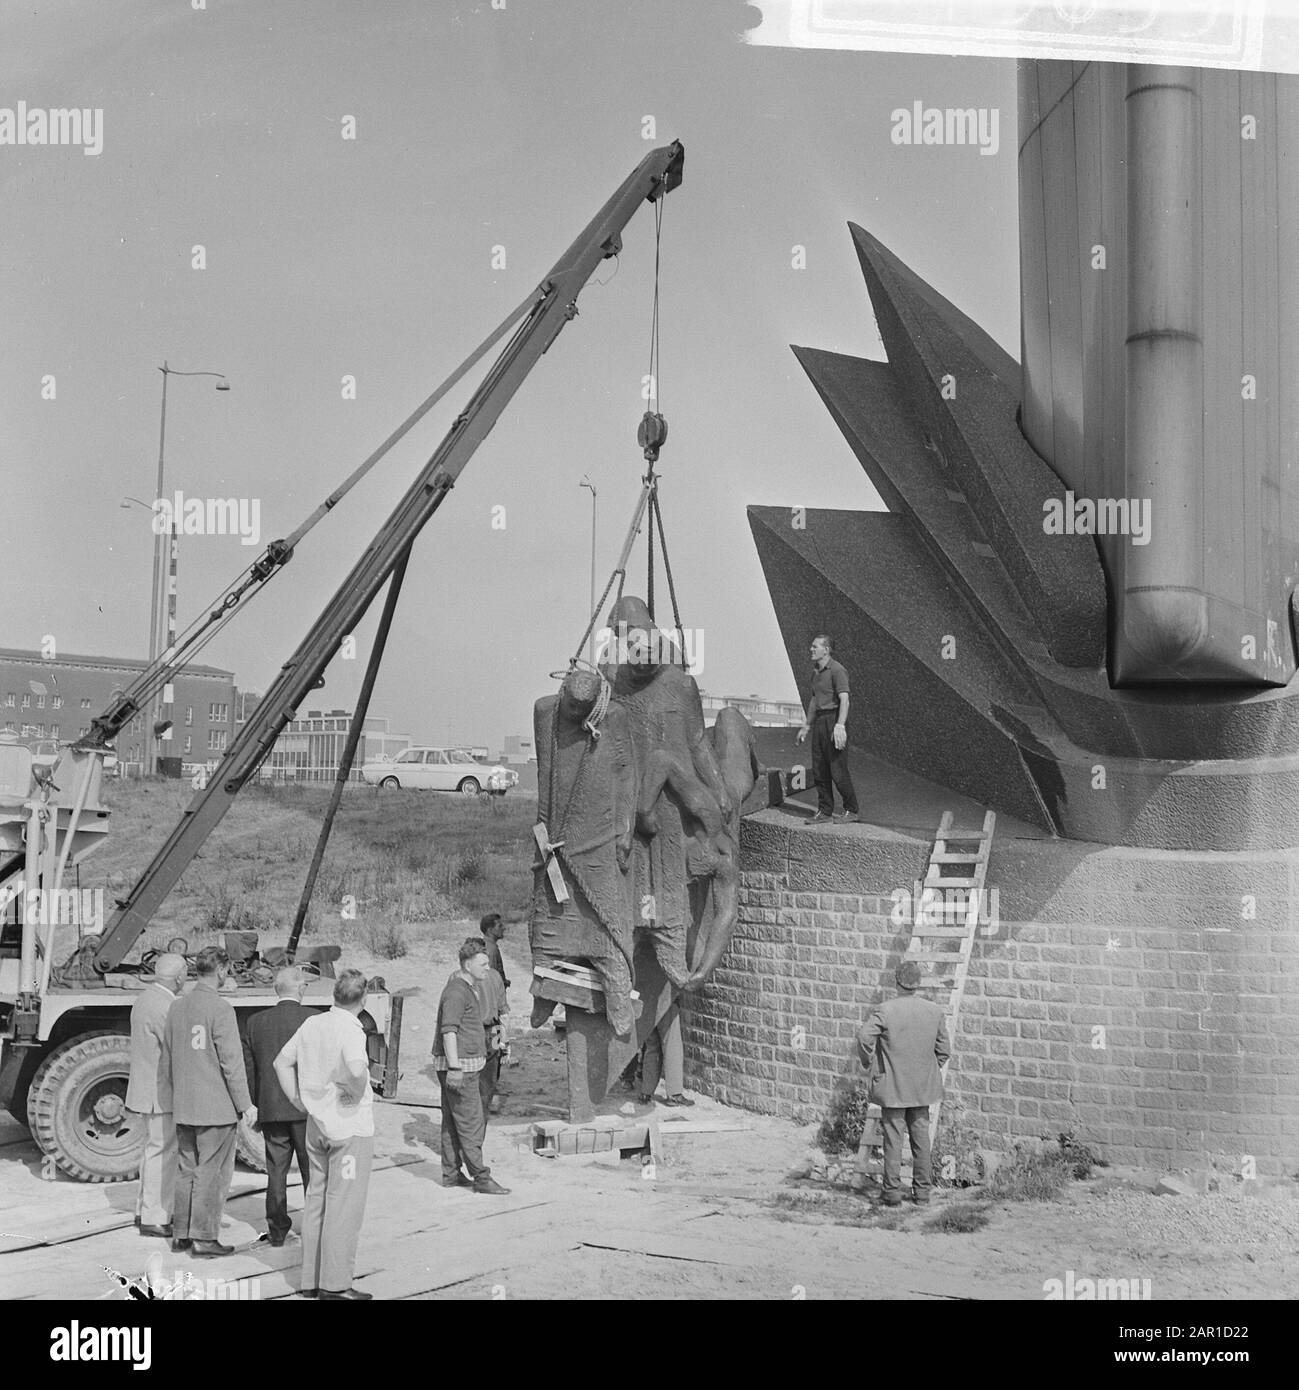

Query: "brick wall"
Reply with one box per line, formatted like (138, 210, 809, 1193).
(680, 816, 1299, 1175)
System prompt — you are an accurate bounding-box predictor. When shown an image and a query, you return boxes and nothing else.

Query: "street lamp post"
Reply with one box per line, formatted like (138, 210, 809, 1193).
(580, 476, 597, 665)
(145, 363, 230, 776)
(120, 496, 160, 779)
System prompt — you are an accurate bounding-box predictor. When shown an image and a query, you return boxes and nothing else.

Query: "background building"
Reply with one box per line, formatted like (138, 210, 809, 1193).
(255, 708, 410, 782)
(698, 692, 804, 728)
(0, 647, 235, 776)
(501, 733, 534, 765)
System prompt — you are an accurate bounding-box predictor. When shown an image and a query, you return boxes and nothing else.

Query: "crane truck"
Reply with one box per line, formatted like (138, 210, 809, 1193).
(0, 140, 685, 1182)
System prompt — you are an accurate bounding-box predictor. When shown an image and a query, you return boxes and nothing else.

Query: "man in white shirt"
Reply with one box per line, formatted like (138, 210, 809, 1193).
(273, 968, 374, 1300)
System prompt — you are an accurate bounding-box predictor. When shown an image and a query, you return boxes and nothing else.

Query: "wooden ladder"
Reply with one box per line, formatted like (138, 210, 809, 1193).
(854, 809, 995, 1182)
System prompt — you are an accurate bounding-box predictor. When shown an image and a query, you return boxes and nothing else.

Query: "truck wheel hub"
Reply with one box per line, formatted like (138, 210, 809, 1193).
(92, 1092, 125, 1126)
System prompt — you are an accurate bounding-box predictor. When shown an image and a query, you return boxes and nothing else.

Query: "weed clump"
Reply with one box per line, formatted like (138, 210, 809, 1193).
(1057, 1130, 1104, 1179)
(988, 1147, 1075, 1202)
(923, 1204, 991, 1234)
(816, 1078, 872, 1156)
(455, 847, 486, 884)
(930, 1108, 987, 1188)
(365, 921, 408, 960)
(202, 886, 270, 937)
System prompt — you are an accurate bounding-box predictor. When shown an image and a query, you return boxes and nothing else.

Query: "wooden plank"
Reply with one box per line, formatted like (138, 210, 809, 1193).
(534, 965, 602, 989)
(530, 976, 601, 1011)
(653, 1119, 754, 1135)
(0, 1153, 422, 1252)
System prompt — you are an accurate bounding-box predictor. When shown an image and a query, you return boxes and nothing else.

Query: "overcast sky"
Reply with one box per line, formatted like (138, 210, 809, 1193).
(2, 0, 1017, 748)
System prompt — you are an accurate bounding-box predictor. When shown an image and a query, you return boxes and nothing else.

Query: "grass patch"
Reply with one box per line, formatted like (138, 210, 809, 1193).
(922, 1204, 991, 1234)
(770, 1189, 877, 1228)
(85, 779, 538, 960)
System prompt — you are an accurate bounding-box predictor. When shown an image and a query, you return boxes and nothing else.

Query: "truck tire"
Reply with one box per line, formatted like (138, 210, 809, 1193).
(235, 1113, 266, 1172)
(26, 1031, 144, 1183)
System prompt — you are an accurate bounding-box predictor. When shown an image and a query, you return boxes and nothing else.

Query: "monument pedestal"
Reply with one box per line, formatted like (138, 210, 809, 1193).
(682, 806, 1299, 1176)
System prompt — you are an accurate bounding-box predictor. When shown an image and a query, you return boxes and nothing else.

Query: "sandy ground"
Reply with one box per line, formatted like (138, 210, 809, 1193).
(1, 924, 1296, 1301)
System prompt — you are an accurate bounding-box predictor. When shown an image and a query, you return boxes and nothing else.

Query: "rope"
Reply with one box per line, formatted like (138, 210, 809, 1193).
(571, 566, 623, 671)
(646, 196, 663, 415)
(651, 491, 686, 669)
(646, 477, 656, 621)
(580, 667, 612, 741)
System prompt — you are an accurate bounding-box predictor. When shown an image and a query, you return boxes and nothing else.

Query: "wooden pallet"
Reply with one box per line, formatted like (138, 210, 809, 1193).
(855, 809, 995, 1180)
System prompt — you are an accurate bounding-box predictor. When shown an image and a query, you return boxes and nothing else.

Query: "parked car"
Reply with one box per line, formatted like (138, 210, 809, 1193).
(360, 746, 519, 796)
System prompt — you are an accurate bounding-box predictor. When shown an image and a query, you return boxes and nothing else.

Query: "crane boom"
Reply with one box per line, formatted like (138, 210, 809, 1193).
(90, 139, 685, 974)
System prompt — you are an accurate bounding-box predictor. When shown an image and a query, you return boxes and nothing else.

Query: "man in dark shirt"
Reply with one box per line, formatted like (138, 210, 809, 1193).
(795, 633, 860, 823)
(242, 967, 315, 1246)
(478, 913, 510, 1114)
(479, 913, 511, 992)
(433, 938, 509, 1195)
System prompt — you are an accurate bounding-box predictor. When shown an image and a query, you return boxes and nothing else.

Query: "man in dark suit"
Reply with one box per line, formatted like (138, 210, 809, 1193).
(857, 959, 951, 1206)
(159, 947, 255, 1256)
(243, 967, 315, 1247)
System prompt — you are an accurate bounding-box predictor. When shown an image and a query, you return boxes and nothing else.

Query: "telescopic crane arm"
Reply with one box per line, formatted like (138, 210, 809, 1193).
(90, 139, 685, 974)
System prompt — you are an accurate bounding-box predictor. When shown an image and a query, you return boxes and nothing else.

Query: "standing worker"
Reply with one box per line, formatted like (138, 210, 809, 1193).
(159, 947, 256, 1256)
(126, 951, 188, 1239)
(475, 952, 508, 1116)
(637, 1001, 695, 1109)
(857, 960, 951, 1206)
(242, 967, 315, 1247)
(795, 633, 860, 824)
(273, 968, 376, 1300)
(479, 912, 511, 993)
(433, 938, 509, 1194)
(478, 912, 511, 1113)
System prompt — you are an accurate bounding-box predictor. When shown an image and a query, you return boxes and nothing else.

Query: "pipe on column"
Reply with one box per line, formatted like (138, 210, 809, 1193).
(1120, 65, 1207, 675)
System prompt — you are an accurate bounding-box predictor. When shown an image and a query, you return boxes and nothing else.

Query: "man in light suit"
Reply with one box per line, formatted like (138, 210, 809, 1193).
(242, 967, 315, 1246)
(857, 959, 951, 1206)
(159, 947, 256, 1256)
(126, 952, 187, 1239)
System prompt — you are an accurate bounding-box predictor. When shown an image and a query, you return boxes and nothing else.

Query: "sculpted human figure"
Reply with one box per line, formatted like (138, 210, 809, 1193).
(601, 596, 755, 989)
(529, 600, 759, 1118)
(529, 667, 638, 1036)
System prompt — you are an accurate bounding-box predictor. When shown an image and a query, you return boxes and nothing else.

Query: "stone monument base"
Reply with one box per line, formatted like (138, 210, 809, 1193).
(681, 797, 1299, 1176)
